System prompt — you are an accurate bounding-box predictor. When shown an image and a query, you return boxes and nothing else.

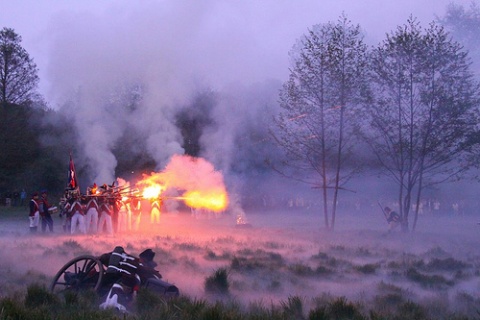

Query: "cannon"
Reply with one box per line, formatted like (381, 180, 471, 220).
(49, 252, 179, 307)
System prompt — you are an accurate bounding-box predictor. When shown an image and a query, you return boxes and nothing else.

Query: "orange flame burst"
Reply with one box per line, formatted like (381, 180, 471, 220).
(136, 154, 229, 211)
(183, 189, 228, 212)
(142, 184, 163, 199)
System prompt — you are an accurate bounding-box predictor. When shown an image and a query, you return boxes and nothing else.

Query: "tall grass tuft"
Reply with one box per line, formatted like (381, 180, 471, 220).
(25, 283, 59, 307)
(281, 295, 304, 319)
(406, 267, 454, 288)
(205, 267, 230, 295)
(396, 300, 426, 320)
(326, 297, 364, 320)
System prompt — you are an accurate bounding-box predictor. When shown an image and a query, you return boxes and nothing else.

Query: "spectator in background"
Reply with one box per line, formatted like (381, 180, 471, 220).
(40, 190, 54, 233)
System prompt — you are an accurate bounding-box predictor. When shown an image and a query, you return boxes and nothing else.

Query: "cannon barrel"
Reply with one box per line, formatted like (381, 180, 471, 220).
(144, 278, 179, 297)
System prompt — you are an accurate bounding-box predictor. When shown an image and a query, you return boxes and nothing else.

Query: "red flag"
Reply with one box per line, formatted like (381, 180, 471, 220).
(68, 152, 79, 190)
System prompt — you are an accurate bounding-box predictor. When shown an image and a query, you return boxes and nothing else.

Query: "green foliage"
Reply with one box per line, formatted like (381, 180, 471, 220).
(366, 16, 480, 231)
(231, 249, 285, 272)
(424, 257, 469, 272)
(0, 27, 39, 105)
(396, 300, 426, 320)
(205, 268, 230, 295)
(326, 297, 365, 320)
(1, 284, 480, 319)
(354, 263, 378, 274)
(309, 296, 365, 320)
(405, 267, 454, 289)
(281, 296, 304, 319)
(275, 14, 370, 231)
(25, 283, 59, 307)
(0, 296, 27, 319)
(289, 263, 317, 277)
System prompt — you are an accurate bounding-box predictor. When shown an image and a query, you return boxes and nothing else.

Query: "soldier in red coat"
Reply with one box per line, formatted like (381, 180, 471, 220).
(85, 196, 99, 234)
(40, 190, 54, 233)
(69, 196, 86, 234)
(29, 192, 40, 233)
(98, 198, 114, 235)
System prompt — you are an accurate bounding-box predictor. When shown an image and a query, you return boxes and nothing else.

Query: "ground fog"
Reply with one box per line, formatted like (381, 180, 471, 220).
(0, 207, 479, 316)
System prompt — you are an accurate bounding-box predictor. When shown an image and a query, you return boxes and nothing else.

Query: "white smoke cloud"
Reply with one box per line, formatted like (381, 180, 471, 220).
(2, 0, 472, 183)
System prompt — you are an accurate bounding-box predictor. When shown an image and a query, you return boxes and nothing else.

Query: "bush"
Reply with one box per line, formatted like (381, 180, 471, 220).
(424, 257, 469, 272)
(25, 283, 59, 307)
(405, 268, 454, 289)
(326, 297, 365, 320)
(354, 263, 378, 274)
(205, 268, 230, 294)
(281, 296, 304, 319)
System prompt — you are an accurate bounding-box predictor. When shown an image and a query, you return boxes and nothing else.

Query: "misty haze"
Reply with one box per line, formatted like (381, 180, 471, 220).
(0, 0, 479, 319)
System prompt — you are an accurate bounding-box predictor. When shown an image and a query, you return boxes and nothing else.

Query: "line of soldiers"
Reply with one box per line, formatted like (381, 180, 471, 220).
(59, 184, 143, 235)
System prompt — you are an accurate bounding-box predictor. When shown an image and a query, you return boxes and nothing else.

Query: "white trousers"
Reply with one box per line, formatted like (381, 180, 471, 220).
(98, 212, 113, 235)
(150, 207, 160, 224)
(85, 208, 99, 233)
(71, 212, 86, 234)
(29, 211, 40, 227)
(117, 209, 127, 232)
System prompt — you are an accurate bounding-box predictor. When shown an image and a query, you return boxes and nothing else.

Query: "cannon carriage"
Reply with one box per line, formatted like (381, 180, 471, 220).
(49, 253, 179, 302)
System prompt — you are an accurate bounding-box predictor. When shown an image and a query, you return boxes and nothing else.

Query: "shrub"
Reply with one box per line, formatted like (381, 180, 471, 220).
(326, 297, 365, 320)
(25, 283, 59, 307)
(405, 268, 454, 289)
(424, 257, 469, 272)
(0, 297, 26, 319)
(396, 300, 426, 320)
(205, 268, 230, 294)
(289, 263, 316, 277)
(354, 263, 378, 274)
(281, 296, 304, 320)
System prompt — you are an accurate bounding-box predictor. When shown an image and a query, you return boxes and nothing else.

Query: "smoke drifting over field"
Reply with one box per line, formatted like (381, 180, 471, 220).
(0, 209, 479, 317)
(1, 0, 472, 187)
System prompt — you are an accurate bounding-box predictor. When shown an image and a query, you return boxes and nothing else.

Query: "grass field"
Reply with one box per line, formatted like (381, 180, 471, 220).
(0, 205, 479, 319)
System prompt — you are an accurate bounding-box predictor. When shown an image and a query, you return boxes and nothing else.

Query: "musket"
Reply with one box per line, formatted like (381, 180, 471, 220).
(377, 201, 389, 223)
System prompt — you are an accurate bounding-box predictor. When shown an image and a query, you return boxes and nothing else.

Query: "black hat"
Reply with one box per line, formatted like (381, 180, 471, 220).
(139, 249, 155, 262)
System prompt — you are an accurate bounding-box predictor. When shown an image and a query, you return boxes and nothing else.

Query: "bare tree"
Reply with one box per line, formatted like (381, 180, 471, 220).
(0, 28, 39, 107)
(364, 17, 480, 231)
(273, 15, 369, 231)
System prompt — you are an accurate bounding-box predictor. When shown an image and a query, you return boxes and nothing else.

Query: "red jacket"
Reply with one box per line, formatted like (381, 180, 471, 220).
(69, 200, 84, 216)
(99, 203, 112, 215)
(86, 198, 99, 211)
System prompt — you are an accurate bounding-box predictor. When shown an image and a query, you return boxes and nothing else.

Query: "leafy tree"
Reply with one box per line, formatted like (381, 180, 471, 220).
(364, 17, 480, 231)
(0, 27, 39, 107)
(0, 103, 40, 192)
(274, 15, 369, 231)
(439, 1, 480, 72)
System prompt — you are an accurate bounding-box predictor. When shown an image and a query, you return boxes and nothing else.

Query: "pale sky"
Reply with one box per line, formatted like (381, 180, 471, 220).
(0, 0, 473, 106)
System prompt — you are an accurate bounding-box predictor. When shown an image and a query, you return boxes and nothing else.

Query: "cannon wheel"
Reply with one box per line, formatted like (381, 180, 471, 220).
(49, 255, 104, 294)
